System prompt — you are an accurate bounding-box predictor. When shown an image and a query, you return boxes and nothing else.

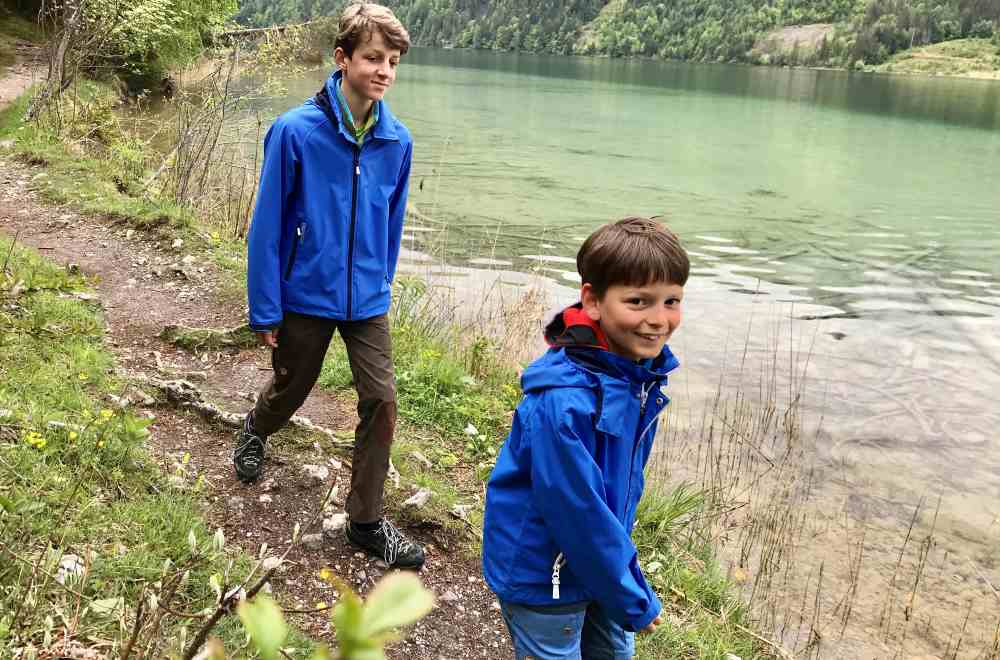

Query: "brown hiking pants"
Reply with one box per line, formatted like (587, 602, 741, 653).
(252, 312, 396, 523)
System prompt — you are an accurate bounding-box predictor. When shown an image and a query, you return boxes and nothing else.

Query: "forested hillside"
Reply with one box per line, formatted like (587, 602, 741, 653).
(235, 0, 1000, 67)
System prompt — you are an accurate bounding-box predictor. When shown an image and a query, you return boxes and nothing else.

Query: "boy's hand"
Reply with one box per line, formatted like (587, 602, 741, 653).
(256, 329, 279, 349)
(640, 613, 663, 635)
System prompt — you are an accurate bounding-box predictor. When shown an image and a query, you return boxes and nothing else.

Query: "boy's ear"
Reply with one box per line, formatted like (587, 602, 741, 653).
(580, 283, 601, 322)
(334, 47, 348, 70)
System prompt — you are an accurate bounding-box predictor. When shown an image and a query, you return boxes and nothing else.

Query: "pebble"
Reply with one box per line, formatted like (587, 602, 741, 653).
(302, 464, 330, 484)
(403, 487, 432, 508)
(301, 533, 324, 549)
(322, 513, 348, 538)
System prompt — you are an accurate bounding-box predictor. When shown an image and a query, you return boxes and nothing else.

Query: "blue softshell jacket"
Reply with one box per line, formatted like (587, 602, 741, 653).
(246, 71, 413, 330)
(483, 305, 679, 632)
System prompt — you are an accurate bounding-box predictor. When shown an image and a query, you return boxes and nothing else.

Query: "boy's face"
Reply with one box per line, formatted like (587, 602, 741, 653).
(581, 281, 683, 361)
(335, 30, 401, 104)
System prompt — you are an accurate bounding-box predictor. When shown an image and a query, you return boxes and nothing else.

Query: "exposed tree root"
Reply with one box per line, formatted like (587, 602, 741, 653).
(159, 324, 258, 352)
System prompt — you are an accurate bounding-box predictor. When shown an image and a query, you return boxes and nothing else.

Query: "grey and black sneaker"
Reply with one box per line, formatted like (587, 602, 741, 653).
(233, 414, 266, 483)
(346, 518, 425, 570)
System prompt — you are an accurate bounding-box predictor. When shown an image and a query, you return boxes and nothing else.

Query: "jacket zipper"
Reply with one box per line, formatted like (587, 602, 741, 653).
(346, 147, 360, 319)
(284, 223, 305, 280)
(623, 382, 653, 518)
(551, 553, 566, 599)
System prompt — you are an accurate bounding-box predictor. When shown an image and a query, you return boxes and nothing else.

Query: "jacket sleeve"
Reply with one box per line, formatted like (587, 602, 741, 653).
(529, 392, 662, 632)
(247, 118, 298, 331)
(385, 140, 412, 283)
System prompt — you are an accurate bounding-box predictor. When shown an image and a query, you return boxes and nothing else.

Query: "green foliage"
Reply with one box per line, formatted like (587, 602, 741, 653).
(0, 237, 250, 656)
(233, 0, 999, 68)
(63, 0, 237, 86)
(631, 485, 760, 659)
(237, 573, 434, 660)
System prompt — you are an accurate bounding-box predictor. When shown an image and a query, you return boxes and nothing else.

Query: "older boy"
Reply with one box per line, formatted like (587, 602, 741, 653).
(483, 217, 689, 658)
(237, 3, 423, 569)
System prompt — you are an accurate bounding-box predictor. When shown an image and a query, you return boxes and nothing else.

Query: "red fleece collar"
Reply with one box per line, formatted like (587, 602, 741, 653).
(555, 306, 610, 350)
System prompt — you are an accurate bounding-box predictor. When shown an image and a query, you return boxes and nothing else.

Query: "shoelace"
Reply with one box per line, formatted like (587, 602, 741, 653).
(235, 435, 263, 470)
(378, 519, 413, 565)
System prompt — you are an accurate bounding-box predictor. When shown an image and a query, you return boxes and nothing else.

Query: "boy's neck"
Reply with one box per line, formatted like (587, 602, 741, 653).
(339, 78, 375, 128)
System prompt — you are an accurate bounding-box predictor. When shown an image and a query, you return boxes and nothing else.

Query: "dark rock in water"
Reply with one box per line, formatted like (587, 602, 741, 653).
(829, 331, 847, 340)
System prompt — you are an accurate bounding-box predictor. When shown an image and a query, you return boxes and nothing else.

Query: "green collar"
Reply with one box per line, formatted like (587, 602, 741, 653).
(336, 81, 379, 146)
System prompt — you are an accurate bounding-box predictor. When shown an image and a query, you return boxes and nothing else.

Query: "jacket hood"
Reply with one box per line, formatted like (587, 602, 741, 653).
(523, 304, 679, 394)
(316, 71, 400, 144)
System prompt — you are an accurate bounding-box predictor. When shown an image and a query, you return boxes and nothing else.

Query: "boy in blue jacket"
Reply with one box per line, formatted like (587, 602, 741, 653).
(236, 3, 423, 569)
(483, 217, 689, 658)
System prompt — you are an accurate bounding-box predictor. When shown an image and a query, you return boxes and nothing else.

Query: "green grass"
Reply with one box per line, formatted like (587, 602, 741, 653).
(874, 38, 1000, 77)
(633, 485, 764, 659)
(0, 236, 295, 657)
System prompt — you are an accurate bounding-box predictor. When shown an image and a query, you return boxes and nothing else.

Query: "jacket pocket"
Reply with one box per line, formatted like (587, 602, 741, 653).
(284, 222, 307, 281)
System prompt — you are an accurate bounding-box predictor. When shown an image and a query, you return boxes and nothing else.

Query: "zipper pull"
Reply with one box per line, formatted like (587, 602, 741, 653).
(639, 383, 650, 415)
(551, 553, 565, 600)
(355, 164, 360, 175)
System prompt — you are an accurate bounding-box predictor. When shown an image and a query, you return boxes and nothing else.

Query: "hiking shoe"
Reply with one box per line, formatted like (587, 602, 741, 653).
(346, 518, 425, 569)
(234, 414, 266, 483)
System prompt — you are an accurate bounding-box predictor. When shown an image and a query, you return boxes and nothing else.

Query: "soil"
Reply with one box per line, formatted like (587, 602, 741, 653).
(1, 47, 513, 658)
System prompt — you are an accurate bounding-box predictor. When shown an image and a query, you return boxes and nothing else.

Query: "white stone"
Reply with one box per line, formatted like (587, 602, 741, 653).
(403, 488, 432, 508)
(171, 239, 183, 249)
(322, 513, 348, 538)
(301, 464, 330, 484)
(440, 590, 459, 603)
(181, 255, 196, 265)
(301, 533, 324, 549)
(259, 494, 272, 503)
(262, 557, 282, 571)
(125, 229, 135, 239)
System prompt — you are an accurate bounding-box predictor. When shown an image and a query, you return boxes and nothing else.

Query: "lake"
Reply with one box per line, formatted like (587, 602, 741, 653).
(233, 49, 1000, 658)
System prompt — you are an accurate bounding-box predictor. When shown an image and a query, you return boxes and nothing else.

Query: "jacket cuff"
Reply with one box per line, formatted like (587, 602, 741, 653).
(248, 320, 281, 332)
(629, 594, 662, 633)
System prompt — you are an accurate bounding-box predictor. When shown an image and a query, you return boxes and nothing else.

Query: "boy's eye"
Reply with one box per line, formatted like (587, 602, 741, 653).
(626, 298, 644, 305)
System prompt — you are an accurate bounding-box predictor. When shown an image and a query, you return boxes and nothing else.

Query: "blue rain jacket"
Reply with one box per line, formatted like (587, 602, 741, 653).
(246, 71, 413, 330)
(483, 306, 679, 632)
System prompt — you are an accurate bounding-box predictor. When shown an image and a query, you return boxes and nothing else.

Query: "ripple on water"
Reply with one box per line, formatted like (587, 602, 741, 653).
(694, 235, 733, 243)
(703, 245, 759, 255)
(521, 254, 577, 265)
(950, 269, 993, 278)
(466, 257, 514, 267)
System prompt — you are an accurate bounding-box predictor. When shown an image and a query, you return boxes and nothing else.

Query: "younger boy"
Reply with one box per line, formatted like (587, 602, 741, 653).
(483, 217, 689, 658)
(237, 3, 423, 569)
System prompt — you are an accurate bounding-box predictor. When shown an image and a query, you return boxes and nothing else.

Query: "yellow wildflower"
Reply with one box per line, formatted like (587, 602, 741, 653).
(78, 373, 88, 381)
(68, 431, 78, 441)
(100, 409, 113, 420)
(315, 601, 327, 610)
(97, 440, 105, 448)
(319, 567, 335, 583)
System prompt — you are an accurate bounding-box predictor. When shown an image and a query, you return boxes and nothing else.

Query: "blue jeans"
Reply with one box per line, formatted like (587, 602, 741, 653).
(499, 600, 636, 660)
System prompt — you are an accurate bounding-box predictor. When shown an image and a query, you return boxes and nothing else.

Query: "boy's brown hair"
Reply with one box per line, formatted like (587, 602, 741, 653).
(336, 2, 411, 56)
(577, 216, 689, 297)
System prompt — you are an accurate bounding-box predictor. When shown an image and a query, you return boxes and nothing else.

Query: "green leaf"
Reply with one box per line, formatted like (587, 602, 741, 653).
(89, 597, 124, 617)
(360, 573, 435, 637)
(237, 596, 287, 660)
